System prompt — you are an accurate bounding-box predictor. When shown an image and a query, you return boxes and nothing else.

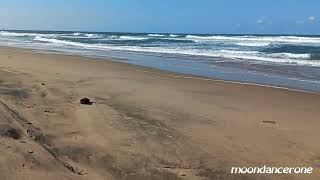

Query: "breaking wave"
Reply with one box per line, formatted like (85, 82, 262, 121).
(0, 31, 319, 67)
(32, 36, 320, 66)
(186, 35, 320, 45)
(148, 34, 165, 37)
(119, 36, 149, 40)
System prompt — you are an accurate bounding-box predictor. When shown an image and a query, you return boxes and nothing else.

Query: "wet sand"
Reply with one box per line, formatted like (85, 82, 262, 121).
(0, 46, 319, 180)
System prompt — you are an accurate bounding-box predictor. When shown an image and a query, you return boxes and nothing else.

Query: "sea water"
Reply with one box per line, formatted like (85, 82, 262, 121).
(0, 30, 320, 92)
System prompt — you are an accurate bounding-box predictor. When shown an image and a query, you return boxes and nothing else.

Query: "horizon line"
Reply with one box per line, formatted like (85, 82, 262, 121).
(1, 29, 320, 36)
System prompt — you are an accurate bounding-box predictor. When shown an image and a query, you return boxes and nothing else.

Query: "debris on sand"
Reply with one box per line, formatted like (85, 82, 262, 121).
(80, 98, 92, 105)
(41, 83, 45, 85)
(262, 120, 277, 124)
(261, 120, 278, 128)
(0, 125, 22, 139)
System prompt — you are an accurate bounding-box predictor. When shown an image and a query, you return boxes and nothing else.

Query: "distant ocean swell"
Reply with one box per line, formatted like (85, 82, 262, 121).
(0, 30, 320, 67)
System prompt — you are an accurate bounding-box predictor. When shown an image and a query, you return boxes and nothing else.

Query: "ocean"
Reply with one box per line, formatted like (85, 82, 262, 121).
(1, 30, 320, 92)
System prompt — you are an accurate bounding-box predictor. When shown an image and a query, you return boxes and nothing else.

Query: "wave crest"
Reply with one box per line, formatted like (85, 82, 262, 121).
(148, 34, 165, 37)
(0, 31, 57, 37)
(186, 35, 320, 44)
(169, 34, 179, 37)
(235, 42, 271, 47)
(119, 36, 148, 40)
(32, 37, 320, 66)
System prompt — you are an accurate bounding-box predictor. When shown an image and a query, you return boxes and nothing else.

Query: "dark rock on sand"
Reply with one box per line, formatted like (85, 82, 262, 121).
(80, 98, 92, 105)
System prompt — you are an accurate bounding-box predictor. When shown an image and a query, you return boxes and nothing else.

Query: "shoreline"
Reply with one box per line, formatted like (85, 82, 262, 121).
(1, 30, 320, 94)
(0, 46, 320, 179)
(1, 45, 319, 95)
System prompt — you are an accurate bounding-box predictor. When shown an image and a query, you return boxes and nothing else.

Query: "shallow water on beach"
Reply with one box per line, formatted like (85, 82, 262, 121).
(1, 30, 320, 92)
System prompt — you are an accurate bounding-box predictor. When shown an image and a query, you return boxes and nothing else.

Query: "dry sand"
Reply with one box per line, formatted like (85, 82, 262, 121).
(0, 46, 319, 180)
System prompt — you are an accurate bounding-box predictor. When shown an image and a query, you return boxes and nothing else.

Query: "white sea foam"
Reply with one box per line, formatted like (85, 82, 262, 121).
(208, 50, 318, 66)
(34, 36, 89, 47)
(70, 32, 102, 38)
(32, 36, 320, 66)
(0, 31, 57, 37)
(269, 53, 310, 59)
(0, 31, 26, 37)
(84, 33, 102, 38)
(186, 35, 320, 44)
(170, 34, 179, 37)
(235, 42, 271, 47)
(217, 50, 311, 61)
(119, 36, 148, 40)
(148, 34, 165, 37)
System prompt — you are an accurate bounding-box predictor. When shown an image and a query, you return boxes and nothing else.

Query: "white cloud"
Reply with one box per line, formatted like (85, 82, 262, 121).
(296, 16, 316, 25)
(256, 19, 264, 24)
(308, 16, 316, 21)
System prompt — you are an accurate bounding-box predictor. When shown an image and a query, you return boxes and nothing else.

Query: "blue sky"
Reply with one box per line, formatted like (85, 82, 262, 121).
(0, 0, 319, 34)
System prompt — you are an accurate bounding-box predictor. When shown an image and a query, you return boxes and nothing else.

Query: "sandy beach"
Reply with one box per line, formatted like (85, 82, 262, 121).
(0, 46, 319, 180)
